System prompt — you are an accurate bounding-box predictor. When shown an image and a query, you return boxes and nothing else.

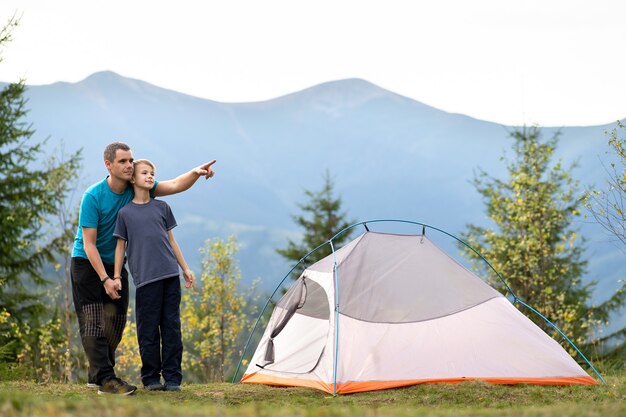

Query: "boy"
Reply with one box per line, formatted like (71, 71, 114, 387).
(113, 159, 194, 391)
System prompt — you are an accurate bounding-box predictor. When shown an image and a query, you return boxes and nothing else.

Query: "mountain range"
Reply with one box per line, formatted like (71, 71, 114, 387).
(11, 71, 625, 316)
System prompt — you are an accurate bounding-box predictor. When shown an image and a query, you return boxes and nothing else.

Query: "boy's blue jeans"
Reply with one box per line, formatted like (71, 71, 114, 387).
(136, 275, 183, 386)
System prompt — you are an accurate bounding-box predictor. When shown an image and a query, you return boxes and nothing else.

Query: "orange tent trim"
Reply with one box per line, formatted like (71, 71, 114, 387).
(241, 373, 597, 394)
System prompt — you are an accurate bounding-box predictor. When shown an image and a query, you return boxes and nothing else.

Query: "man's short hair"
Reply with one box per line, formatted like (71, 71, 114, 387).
(133, 159, 155, 171)
(104, 142, 131, 162)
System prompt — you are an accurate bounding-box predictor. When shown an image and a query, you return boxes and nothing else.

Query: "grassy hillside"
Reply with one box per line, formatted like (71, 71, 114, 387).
(1, 372, 625, 417)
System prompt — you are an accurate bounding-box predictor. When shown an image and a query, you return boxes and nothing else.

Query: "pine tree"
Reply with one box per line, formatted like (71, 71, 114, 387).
(460, 127, 626, 348)
(0, 18, 82, 364)
(277, 171, 354, 274)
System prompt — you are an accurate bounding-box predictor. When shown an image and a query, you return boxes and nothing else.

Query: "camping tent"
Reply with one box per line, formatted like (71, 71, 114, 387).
(240, 229, 598, 394)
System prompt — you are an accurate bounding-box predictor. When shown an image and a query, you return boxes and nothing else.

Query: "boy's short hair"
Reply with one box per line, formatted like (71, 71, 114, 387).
(104, 142, 131, 162)
(133, 159, 156, 172)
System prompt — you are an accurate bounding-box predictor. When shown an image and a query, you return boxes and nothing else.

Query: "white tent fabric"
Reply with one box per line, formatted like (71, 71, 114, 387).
(241, 232, 596, 394)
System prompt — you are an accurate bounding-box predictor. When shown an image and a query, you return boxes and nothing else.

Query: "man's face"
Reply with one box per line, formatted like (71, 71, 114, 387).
(105, 149, 134, 182)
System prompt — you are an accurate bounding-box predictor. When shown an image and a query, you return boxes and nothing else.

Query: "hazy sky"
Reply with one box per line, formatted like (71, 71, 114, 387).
(0, 0, 624, 126)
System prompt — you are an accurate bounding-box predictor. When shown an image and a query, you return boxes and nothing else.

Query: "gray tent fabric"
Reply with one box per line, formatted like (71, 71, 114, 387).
(336, 233, 502, 323)
(297, 278, 330, 320)
(261, 278, 306, 365)
(260, 277, 330, 367)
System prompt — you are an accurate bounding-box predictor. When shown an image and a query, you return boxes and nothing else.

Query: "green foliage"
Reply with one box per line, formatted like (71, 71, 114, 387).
(0, 305, 69, 382)
(277, 170, 354, 274)
(0, 309, 18, 361)
(460, 127, 626, 350)
(582, 120, 626, 247)
(115, 308, 141, 381)
(45, 149, 83, 383)
(580, 121, 626, 360)
(24, 309, 69, 383)
(0, 17, 82, 377)
(181, 236, 259, 382)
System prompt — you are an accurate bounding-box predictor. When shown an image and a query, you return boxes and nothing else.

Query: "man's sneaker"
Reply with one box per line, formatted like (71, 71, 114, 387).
(164, 382, 181, 391)
(144, 383, 165, 391)
(97, 377, 137, 395)
(86, 382, 99, 389)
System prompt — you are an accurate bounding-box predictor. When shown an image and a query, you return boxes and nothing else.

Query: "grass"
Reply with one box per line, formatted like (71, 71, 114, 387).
(1, 372, 625, 417)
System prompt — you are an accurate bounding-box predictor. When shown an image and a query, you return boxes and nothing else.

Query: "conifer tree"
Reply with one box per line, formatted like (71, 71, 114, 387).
(277, 171, 354, 274)
(461, 127, 626, 348)
(0, 18, 81, 364)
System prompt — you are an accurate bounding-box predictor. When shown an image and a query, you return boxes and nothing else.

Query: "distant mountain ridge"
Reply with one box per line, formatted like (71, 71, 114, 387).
(10, 71, 625, 316)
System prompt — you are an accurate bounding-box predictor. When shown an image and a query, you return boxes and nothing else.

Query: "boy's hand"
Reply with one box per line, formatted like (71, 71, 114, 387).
(194, 160, 216, 179)
(183, 269, 195, 289)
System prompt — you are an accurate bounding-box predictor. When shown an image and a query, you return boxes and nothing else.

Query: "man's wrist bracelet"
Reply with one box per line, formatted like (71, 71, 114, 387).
(100, 276, 110, 285)
(113, 276, 122, 280)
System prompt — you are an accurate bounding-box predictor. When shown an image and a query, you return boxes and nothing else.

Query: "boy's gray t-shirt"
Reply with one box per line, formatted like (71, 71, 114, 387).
(113, 199, 179, 288)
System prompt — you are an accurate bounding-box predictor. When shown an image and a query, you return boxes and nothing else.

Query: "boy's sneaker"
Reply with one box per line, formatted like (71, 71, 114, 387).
(164, 382, 181, 391)
(97, 377, 137, 395)
(144, 383, 165, 391)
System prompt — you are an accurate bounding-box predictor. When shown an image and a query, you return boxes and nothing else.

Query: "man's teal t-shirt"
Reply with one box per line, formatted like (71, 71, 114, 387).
(72, 177, 157, 264)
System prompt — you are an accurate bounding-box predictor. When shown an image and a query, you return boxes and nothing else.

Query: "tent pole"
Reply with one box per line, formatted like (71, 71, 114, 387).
(330, 240, 340, 396)
(515, 299, 606, 385)
(330, 219, 516, 298)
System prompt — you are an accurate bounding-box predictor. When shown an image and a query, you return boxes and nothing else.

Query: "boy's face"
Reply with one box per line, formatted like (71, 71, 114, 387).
(105, 149, 134, 182)
(131, 163, 155, 191)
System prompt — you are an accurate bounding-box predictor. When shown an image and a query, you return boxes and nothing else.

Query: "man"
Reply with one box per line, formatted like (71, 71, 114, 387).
(71, 142, 215, 395)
